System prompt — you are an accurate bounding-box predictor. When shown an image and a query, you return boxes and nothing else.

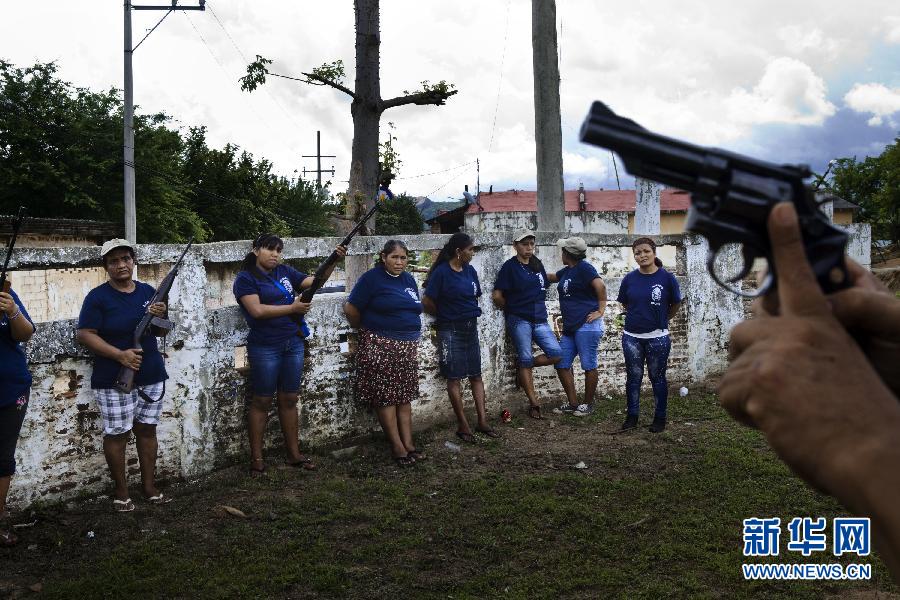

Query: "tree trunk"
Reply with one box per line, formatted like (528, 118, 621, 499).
(345, 0, 383, 287)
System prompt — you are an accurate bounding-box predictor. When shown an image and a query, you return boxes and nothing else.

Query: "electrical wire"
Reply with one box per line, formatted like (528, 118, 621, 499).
(394, 160, 474, 181)
(487, 0, 511, 153)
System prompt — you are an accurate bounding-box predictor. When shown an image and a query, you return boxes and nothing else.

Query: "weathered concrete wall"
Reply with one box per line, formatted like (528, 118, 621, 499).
(10, 232, 742, 507)
(465, 211, 629, 235)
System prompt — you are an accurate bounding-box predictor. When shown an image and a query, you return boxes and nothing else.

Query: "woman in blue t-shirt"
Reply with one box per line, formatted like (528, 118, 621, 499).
(422, 233, 499, 443)
(0, 286, 35, 546)
(77, 239, 171, 511)
(233, 233, 345, 477)
(344, 240, 425, 466)
(553, 237, 607, 417)
(492, 229, 562, 419)
(616, 237, 682, 433)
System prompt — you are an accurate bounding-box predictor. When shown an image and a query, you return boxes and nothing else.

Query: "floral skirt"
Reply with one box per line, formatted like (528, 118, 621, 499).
(356, 329, 419, 408)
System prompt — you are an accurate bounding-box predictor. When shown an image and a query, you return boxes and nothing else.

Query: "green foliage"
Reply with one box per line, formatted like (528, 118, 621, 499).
(376, 193, 423, 235)
(402, 79, 456, 96)
(238, 55, 272, 92)
(828, 138, 900, 243)
(310, 60, 346, 86)
(0, 60, 335, 243)
(378, 121, 402, 178)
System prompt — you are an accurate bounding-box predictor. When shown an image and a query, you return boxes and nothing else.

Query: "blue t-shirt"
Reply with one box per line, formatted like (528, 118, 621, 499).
(347, 267, 422, 341)
(494, 256, 549, 322)
(556, 260, 602, 335)
(616, 268, 682, 334)
(78, 281, 168, 390)
(233, 264, 309, 346)
(424, 261, 482, 326)
(0, 289, 35, 408)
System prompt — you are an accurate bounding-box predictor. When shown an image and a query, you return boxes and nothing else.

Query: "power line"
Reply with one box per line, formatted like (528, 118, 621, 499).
(487, 0, 512, 153)
(425, 167, 470, 198)
(394, 160, 474, 181)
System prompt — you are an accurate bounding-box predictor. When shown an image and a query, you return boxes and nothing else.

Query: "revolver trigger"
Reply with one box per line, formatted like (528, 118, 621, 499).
(727, 245, 759, 283)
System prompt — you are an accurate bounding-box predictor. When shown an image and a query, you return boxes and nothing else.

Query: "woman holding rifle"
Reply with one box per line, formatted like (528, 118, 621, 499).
(0, 282, 35, 545)
(233, 233, 346, 477)
(77, 239, 170, 512)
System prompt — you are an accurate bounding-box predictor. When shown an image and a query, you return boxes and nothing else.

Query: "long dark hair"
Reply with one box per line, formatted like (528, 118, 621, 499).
(424, 232, 473, 286)
(632, 237, 663, 268)
(514, 236, 545, 274)
(375, 239, 409, 267)
(241, 233, 284, 279)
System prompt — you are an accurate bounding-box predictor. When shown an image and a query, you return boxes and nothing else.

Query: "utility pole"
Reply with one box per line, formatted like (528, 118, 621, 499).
(301, 130, 336, 188)
(124, 0, 205, 242)
(531, 0, 565, 233)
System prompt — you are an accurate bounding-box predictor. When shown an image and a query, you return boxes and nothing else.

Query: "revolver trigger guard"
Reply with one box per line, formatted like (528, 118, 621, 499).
(705, 248, 772, 299)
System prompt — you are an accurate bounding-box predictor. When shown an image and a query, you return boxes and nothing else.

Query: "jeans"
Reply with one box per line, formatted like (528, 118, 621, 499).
(247, 336, 305, 396)
(558, 320, 604, 371)
(436, 319, 482, 379)
(506, 315, 562, 368)
(622, 333, 671, 419)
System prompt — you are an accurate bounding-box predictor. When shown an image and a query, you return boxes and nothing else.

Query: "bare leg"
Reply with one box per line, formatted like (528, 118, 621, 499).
(556, 368, 578, 407)
(0, 476, 10, 515)
(103, 432, 131, 500)
(248, 395, 273, 464)
(276, 392, 304, 463)
(533, 354, 561, 368)
(133, 422, 159, 497)
(447, 379, 472, 434)
(396, 402, 415, 452)
(584, 369, 599, 406)
(470, 376, 489, 430)
(375, 405, 408, 458)
(518, 366, 539, 406)
(0, 475, 14, 545)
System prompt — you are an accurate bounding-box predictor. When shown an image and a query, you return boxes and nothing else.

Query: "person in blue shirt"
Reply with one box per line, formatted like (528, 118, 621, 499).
(616, 237, 682, 433)
(553, 237, 607, 417)
(344, 240, 426, 466)
(422, 233, 499, 443)
(233, 233, 345, 477)
(492, 229, 562, 419)
(77, 239, 171, 512)
(0, 286, 35, 546)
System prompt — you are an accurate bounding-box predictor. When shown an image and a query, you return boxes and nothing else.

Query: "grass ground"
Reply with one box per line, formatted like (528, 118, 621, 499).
(1, 392, 897, 599)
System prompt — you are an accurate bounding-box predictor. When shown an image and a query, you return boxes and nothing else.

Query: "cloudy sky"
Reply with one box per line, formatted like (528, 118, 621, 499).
(2, 0, 899, 201)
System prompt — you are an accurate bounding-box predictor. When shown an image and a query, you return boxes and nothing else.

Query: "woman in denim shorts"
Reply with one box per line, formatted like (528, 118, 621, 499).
(492, 230, 562, 419)
(233, 234, 345, 476)
(0, 285, 35, 545)
(553, 237, 607, 417)
(423, 233, 499, 443)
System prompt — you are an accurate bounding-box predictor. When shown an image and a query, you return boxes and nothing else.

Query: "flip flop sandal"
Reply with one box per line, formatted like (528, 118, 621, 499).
(0, 528, 18, 547)
(394, 454, 416, 467)
(456, 431, 477, 444)
(407, 448, 427, 461)
(475, 427, 502, 438)
(147, 493, 173, 505)
(286, 456, 317, 471)
(527, 405, 543, 420)
(113, 498, 135, 513)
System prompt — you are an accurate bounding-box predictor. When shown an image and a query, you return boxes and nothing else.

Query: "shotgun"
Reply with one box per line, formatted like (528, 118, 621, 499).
(0, 206, 27, 294)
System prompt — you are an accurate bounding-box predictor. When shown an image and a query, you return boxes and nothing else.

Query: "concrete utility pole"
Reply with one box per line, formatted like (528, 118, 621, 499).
(302, 130, 336, 189)
(634, 178, 661, 235)
(124, 0, 205, 242)
(531, 0, 565, 232)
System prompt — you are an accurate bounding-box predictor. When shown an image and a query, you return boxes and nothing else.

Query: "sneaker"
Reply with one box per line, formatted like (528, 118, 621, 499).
(556, 403, 578, 414)
(648, 418, 666, 433)
(573, 403, 594, 417)
(620, 414, 639, 430)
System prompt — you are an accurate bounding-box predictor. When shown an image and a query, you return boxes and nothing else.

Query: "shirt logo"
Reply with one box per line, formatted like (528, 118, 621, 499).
(472, 281, 478, 296)
(280, 277, 294, 294)
(651, 284, 663, 305)
(562, 279, 570, 296)
(405, 287, 421, 303)
(537, 273, 545, 289)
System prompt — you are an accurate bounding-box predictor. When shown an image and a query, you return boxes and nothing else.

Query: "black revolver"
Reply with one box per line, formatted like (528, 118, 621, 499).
(579, 101, 850, 297)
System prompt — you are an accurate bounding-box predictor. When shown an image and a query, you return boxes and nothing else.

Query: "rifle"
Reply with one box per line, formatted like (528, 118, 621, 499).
(0, 206, 27, 294)
(114, 237, 194, 393)
(579, 101, 849, 297)
(297, 193, 385, 303)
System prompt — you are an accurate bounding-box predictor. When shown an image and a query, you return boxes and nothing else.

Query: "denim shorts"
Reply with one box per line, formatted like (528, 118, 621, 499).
(247, 336, 305, 396)
(436, 319, 482, 380)
(506, 315, 562, 368)
(558, 320, 605, 370)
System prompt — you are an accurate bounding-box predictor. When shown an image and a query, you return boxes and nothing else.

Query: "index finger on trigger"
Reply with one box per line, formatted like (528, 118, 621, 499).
(767, 202, 830, 317)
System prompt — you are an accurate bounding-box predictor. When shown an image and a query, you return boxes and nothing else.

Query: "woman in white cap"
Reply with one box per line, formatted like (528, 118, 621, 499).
(492, 229, 562, 419)
(553, 236, 607, 417)
(77, 239, 170, 512)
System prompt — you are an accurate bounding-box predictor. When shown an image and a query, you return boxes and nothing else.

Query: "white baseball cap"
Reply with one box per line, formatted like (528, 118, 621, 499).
(100, 238, 135, 258)
(513, 229, 536, 242)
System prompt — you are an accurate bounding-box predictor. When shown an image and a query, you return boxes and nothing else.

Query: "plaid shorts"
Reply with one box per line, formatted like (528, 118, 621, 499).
(93, 382, 165, 436)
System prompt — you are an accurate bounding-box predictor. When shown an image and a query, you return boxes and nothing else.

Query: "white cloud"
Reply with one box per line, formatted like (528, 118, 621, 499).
(725, 57, 836, 126)
(844, 83, 900, 126)
(885, 16, 900, 44)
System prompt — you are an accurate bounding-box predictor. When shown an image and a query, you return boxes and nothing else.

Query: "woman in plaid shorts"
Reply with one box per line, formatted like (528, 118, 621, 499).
(77, 239, 170, 512)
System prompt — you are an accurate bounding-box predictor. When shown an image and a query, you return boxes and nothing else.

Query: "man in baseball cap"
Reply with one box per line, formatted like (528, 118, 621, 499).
(99, 238, 136, 260)
(555, 236, 588, 256)
(512, 229, 535, 242)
